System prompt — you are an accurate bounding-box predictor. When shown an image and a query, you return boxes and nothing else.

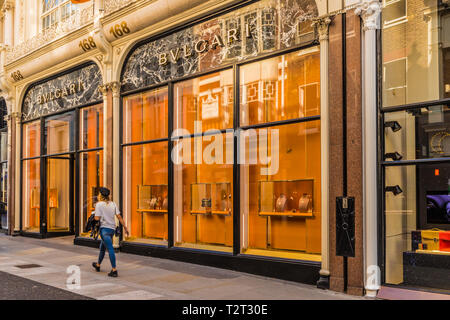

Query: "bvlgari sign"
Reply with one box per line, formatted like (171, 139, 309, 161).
(121, 0, 318, 92)
(36, 81, 85, 105)
(157, 28, 241, 66)
(22, 63, 102, 121)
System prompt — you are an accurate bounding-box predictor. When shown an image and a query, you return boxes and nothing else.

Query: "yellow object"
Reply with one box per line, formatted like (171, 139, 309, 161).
(421, 229, 441, 251)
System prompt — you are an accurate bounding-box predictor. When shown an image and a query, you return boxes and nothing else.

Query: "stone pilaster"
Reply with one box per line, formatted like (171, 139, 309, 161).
(356, 0, 382, 298)
(313, 15, 332, 290)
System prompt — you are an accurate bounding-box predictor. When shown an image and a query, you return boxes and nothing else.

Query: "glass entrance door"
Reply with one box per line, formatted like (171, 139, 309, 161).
(42, 111, 76, 235)
(45, 156, 74, 233)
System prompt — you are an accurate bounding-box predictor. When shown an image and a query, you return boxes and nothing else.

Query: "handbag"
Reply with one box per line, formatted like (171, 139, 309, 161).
(113, 203, 122, 237)
(421, 229, 440, 251)
(439, 231, 450, 252)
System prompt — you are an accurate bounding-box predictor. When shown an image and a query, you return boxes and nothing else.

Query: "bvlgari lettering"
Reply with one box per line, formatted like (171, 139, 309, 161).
(36, 81, 85, 105)
(158, 24, 253, 66)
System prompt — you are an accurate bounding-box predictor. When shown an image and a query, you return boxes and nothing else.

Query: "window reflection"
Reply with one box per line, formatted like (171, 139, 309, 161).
(240, 49, 320, 126)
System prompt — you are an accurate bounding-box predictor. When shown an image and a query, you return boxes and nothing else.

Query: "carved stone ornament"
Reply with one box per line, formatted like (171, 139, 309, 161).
(22, 63, 103, 121)
(121, 0, 319, 92)
(355, 0, 382, 31)
(312, 17, 331, 41)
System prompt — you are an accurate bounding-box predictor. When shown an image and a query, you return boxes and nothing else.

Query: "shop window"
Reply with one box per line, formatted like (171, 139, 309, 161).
(382, 2, 449, 107)
(382, 0, 407, 27)
(239, 48, 321, 261)
(123, 88, 168, 144)
(173, 134, 234, 252)
(240, 49, 320, 126)
(173, 71, 234, 132)
(123, 142, 168, 244)
(44, 112, 75, 155)
(383, 59, 407, 107)
(384, 105, 450, 162)
(80, 150, 103, 237)
(79, 104, 103, 238)
(240, 121, 321, 261)
(384, 163, 450, 287)
(173, 72, 234, 252)
(46, 157, 71, 232)
(443, 14, 450, 99)
(23, 121, 41, 158)
(122, 88, 169, 245)
(22, 159, 40, 232)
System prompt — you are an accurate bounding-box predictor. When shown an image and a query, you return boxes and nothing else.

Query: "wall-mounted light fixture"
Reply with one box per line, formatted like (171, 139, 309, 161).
(385, 185, 403, 196)
(385, 121, 402, 132)
(384, 151, 403, 161)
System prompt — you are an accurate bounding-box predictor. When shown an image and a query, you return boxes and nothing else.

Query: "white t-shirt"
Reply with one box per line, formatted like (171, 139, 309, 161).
(94, 201, 119, 230)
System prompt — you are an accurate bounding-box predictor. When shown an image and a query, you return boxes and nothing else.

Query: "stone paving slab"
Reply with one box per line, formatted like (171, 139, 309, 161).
(0, 234, 362, 300)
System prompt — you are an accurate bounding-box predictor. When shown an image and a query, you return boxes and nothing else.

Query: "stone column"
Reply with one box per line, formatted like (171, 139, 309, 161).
(2, 0, 14, 47)
(99, 84, 113, 192)
(13, 110, 20, 234)
(314, 16, 331, 289)
(5, 109, 17, 235)
(110, 82, 120, 206)
(356, 0, 382, 298)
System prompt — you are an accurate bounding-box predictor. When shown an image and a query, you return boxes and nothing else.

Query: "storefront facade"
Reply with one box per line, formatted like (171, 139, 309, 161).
(2, 0, 435, 297)
(20, 62, 103, 238)
(379, 0, 450, 292)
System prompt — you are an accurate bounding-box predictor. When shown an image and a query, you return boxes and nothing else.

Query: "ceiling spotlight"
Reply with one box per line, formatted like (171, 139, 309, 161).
(385, 121, 402, 132)
(384, 152, 403, 161)
(385, 185, 403, 196)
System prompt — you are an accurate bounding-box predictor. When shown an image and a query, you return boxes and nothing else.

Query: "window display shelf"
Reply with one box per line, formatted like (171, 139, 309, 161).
(416, 249, 450, 256)
(258, 211, 314, 218)
(190, 182, 232, 213)
(258, 179, 314, 215)
(137, 209, 168, 214)
(190, 210, 231, 216)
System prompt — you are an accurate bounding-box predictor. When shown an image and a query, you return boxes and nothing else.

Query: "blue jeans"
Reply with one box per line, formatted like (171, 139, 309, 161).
(98, 227, 116, 269)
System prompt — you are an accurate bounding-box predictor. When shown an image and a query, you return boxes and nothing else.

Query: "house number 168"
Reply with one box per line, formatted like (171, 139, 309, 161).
(109, 22, 131, 38)
(79, 37, 97, 52)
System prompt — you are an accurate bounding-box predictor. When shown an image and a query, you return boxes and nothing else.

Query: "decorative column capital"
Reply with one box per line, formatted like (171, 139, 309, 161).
(355, 0, 382, 31)
(10, 111, 21, 124)
(1, 0, 15, 13)
(312, 16, 332, 42)
(109, 81, 121, 98)
(98, 84, 109, 97)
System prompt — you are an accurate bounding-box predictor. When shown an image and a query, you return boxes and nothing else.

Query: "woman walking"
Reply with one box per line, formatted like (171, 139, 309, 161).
(92, 187, 129, 277)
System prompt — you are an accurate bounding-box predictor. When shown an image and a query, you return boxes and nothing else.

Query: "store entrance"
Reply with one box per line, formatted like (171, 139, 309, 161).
(44, 155, 74, 234)
(41, 111, 76, 236)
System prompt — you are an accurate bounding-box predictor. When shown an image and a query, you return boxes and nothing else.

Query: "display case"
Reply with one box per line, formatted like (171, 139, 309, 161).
(258, 179, 314, 217)
(191, 182, 232, 216)
(137, 185, 168, 213)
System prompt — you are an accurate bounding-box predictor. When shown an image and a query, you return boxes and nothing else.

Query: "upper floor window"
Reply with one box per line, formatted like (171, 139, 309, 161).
(42, 0, 78, 30)
(382, 0, 407, 27)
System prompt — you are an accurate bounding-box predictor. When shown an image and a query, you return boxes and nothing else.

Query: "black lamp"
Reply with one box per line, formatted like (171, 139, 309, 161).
(385, 185, 403, 196)
(384, 151, 403, 161)
(385, 121, 402, 132)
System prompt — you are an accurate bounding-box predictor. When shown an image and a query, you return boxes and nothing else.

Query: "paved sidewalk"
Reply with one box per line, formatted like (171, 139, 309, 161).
(0, 234, 362, 300)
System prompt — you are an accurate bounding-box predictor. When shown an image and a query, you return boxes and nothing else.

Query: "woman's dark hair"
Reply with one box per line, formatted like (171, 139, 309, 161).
(99, 187, 110, 202)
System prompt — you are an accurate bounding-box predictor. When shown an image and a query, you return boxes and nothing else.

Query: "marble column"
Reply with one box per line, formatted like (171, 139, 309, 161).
(314, 16, 331, 289)
(356, 0, 382, 298)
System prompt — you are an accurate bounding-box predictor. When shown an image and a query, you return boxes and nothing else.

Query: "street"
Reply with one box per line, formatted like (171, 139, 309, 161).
(0, 234, 361, 300)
